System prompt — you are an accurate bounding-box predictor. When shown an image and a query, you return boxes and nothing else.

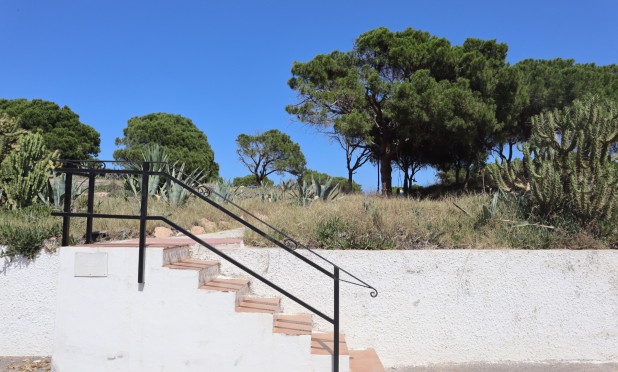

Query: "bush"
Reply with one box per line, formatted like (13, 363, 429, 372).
(300, 169, 361, 193)
(0, 205, 62, 259)
(233, 175, 274, 187)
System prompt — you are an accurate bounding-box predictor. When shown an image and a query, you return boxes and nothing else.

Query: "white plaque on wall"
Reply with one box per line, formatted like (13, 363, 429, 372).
(74, 252, 108, 277)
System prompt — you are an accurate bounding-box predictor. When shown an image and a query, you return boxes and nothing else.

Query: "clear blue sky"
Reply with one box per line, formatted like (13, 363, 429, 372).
(2, 0, 617, 191)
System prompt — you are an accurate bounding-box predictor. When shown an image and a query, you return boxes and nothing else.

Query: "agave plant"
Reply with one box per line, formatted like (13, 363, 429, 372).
(311, 176, 343, 201)
(39, 172, 87, 208)
(124, 143, 170, 197)
(209, 179, 242, 203)
(160, 163, 207, 206)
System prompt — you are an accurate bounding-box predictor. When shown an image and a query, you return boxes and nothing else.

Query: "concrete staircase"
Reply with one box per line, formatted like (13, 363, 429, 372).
(52, 240, 384, 372)
(162, 244, 385, 372)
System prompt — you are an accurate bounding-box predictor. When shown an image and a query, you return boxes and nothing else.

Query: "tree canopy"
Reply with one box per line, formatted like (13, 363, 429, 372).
(286, 27, 513, 194)
(235, 129, 306, 186)
(114, 113, 219, 179)
(0, 98, 100, 160)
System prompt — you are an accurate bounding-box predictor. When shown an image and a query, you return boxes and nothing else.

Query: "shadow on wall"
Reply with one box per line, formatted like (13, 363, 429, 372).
(1, 247, 44, 275)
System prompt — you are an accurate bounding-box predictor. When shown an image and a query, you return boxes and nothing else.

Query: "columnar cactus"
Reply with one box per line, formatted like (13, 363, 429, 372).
(0, 133, 59, 209)
(0, 113, 27, 164)
(491, 96, 618, 223)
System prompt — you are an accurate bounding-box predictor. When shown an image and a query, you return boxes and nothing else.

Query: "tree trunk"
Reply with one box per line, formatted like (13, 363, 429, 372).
(455, 166, 461, 186)
(463, 166, 471, 191)
(380, 157, 392, 196)
(348, 169, 353, 192)
(403, 168, 409, 195)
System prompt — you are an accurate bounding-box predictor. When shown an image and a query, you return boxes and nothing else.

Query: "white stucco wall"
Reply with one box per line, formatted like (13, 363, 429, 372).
(51, 245, 345, 372)
(0, 247, 60, 356)
(1, 244, 617, 369)
(191, 247, 618, 368)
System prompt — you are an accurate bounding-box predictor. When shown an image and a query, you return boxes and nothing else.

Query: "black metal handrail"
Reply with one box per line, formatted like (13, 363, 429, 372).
(51, 160, 378, 372)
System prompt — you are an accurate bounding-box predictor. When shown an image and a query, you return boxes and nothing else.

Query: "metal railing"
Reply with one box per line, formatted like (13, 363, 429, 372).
(51, 160, 377, 372)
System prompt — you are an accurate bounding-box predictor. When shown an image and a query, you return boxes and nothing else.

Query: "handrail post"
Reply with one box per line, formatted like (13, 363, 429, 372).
(85, 171, 95, 244)
(138, 162, 150, 284)
(333, 266, 339, 372)
(61, 171, 73, 246)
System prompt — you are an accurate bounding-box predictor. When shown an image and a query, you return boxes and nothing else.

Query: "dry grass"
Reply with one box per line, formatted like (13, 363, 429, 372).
(3, 176, 610, 251)
(240, 193, 610, 250)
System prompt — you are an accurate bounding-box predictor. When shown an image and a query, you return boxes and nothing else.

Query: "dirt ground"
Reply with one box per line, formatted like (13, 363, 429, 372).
(0, 357, 50, 372)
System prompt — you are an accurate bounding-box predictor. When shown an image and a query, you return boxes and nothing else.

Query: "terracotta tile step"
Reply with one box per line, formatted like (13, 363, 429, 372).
(311, 333, 349, 355)
(236, 297, 280, 314)
(164, 259, 218, 270)
(349, 349, 385, 372)
(274, 314, 312, 335)
(199, 278, 249, 292)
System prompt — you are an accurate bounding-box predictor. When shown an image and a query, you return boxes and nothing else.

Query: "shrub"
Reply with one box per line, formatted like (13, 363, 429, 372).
(0, 205, 62, 259)
(233, 175, 274, 187)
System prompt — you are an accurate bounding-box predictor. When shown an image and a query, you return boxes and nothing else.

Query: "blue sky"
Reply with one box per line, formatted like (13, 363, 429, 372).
(2, 0, 617, 191)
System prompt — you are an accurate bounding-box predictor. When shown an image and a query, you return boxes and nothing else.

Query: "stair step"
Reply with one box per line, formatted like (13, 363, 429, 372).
(236, 297, 280, 314)
(349, 349, 385, 372)
(163, 259, 218, 270)
(311, 333, 349, 355)
(273, 314, 312, 335)
(199, 278, 249, 292)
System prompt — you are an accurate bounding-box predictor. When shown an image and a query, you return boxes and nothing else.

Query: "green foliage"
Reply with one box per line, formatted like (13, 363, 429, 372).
(315, 216, 394, 250)
(114, 113, 219, 180)
(233, 174, 274, 187)
(39, 172, 87, 208)
(487, 158, 526, 191)
(0, 98, 100, 160)
(0, 113, 27, 165)
(235, 129, 306, 185)
(209, 179, 242, 203)
(311, 177, 343, 201)
(494, 96, 618, 226)
(124, 143, 170, 196)
(300, 169, 361, 193)
(292, 176, 343, 206)
(287, 27, 511, 194)
(123, 144, 207, 206)
(292, 179, 315, 206)
(161, 163, 207, 206)
(0, 133, 59, 209)
(0, 205, 61, 259)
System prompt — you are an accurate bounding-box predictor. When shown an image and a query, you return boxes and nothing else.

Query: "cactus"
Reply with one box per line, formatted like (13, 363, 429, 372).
(0, 133, 59, 209)
(0, 113, 27, 165)
(492, 96, 618, 223)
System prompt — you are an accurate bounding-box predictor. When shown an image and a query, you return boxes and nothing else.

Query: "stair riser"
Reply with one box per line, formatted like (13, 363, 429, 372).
(162, 246, 191, 265)
(198, 264, 220, 286)
(235, 283, 250, 307)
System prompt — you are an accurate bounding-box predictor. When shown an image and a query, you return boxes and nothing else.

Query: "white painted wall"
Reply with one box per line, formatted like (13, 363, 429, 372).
(51, 245, 344, 372)
(191, 247, 618, 369)
(2, 244, 617, 370)
(0, 248, 60, 356)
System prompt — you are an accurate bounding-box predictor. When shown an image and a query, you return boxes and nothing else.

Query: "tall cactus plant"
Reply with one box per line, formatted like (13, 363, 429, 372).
(0, 133, 59, 209)
(0, 113, 27, 165)
(491, 96, 618, 224)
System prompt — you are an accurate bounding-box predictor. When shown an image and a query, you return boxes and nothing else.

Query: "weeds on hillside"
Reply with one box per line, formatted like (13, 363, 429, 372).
(0, 205, 61, 259)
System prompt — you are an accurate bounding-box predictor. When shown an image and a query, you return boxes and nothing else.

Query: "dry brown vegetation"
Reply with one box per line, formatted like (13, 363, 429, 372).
(3, 176, 612, 253)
